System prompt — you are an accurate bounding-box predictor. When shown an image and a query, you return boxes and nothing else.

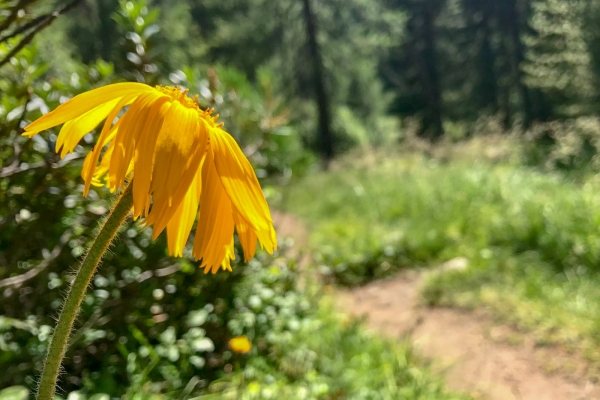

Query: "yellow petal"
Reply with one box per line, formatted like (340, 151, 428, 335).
(166, 159, 204, 257)
(144, 102, 207, 236)
(56, 97, 121, 158)
(131, 96, 172, 218)
(81, 118, 121, 185)
(82, 151, 103, 187)
(86, 139, 133, 191)
(233, 210, 257, 262)
(92, 143, 116, 186)
(82, 93, 139, 196)
(23, 82, 152, 137)
(210, 128, 276, 253)
(108, 91, 163, 192)
(192, 148, 236, 273)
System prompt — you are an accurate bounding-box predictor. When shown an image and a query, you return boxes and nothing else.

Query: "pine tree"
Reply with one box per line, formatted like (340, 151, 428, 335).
(523, 0, 595, 119)
(383, 0, 446, 140)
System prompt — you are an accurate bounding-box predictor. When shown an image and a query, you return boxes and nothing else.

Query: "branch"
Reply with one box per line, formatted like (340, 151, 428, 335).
(0, 230, 71, 289)
(0, 0, 36, 36)
(0, 11, 48, 45)
(0, 0, 84, 69)
(0, 153, 85, 178)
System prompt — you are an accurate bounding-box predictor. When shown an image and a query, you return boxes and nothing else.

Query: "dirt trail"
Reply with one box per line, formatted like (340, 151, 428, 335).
(273, 212, 600, 400)
(336, 270, 600, 400)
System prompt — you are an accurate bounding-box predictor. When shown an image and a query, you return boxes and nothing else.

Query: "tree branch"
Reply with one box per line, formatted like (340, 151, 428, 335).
(0, 153, 85, 179)
(0, 0, 36, 35)
(0, 230, 71, 289)
(0, 0, 85, 68)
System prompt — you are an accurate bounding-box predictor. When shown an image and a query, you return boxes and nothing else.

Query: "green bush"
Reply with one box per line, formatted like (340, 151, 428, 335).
(0, 4, 313, 393)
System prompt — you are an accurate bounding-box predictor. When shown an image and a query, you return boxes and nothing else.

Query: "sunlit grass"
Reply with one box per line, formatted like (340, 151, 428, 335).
(282, 149, 600, 368)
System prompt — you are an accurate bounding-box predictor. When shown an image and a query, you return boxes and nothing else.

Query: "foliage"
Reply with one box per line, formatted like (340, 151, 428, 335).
(523, 0, 596, 118)
(283, 149, 600, 286)
(1, 249, 468, 399)
(112, 0, 162, 84)
(0, 3, 310, 395)
(197, 263, 469, 400)
(12, 0, 600, 149)
(523, 117, 600, 172)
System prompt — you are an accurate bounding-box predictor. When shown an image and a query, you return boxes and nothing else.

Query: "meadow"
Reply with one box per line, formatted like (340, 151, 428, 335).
(282, 138, 600, 375)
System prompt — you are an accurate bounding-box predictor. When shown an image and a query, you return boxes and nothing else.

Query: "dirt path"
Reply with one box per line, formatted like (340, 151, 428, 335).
(335, 270, 600, 400)
(273, 213, 600, 400)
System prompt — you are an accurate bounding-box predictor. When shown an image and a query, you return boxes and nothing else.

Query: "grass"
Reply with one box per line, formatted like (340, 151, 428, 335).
(281, 148, 600, 367)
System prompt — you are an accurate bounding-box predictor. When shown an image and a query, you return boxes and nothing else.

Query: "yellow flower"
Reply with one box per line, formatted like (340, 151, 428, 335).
(228, 336, 252, 354)
(24, 82, 276, 273)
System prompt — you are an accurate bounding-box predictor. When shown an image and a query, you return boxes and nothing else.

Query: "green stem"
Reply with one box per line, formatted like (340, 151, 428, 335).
(37, 184, 134, 400)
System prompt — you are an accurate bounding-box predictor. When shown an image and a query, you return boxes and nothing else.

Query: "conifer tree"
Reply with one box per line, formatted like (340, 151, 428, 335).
(523, 0, 595, 119)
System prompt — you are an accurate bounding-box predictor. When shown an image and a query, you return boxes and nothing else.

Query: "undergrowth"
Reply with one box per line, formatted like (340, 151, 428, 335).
(1, 250, 468, 400)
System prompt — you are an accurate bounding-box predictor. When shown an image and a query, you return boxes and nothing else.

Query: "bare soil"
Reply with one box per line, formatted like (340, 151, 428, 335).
(273, 212, 600, 400)
(335, 271, 600, 400)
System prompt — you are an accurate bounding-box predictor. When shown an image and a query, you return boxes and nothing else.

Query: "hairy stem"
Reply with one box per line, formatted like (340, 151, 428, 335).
(37, 184, 134, 400)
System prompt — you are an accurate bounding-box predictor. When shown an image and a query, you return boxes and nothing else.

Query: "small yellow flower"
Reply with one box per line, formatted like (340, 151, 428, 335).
(228, 336, 252, 354)
(24, 82, 276, 273)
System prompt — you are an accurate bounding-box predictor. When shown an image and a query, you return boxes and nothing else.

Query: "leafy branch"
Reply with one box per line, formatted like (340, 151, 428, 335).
(0, 0, 84, 68)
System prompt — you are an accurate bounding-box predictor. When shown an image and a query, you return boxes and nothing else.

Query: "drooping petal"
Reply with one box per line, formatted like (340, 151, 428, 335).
(82, 93, 140, 196)
(56, 98, 122, 158)
(131, 96, 172, 218)
(144, 102, 207, 237)
(86, 141, 135, 192)
(91, 143, 116, 187)
(82, 151, 104, 187)
(23, 82, 152, 137)
(210, 128, 276, 253)
(192, 148, 236, 273)
(166, 159, 204, 257)
(233, 210, 258, 262)
(108, 91, 163, 192)
(81, 120, 120, 187)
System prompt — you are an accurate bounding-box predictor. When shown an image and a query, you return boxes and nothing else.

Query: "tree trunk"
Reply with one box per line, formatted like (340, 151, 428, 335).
(479, 9, 499, 114)
(420, 6, 444, 140)
(498, 35, 514, 129)
(506, 0, 533, 128)
(301, 0, 334, 165)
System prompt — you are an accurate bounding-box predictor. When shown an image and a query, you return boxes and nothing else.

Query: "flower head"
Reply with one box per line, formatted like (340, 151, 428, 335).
(228, 336, 252, 354)
(24, 82, 276, 273)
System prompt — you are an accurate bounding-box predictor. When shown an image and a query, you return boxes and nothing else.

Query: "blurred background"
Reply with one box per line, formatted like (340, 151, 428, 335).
(2, 0, 600, 398)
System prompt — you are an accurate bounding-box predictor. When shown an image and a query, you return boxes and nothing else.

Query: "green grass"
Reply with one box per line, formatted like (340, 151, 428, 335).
(281, 149, 600, 367)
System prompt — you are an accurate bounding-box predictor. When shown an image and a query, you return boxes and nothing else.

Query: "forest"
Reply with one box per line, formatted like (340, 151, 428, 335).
(2, 0, 600, 399)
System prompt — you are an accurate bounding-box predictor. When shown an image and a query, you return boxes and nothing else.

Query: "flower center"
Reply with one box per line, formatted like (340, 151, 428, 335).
(155, 85, 223, 128)
(156, 85, 200, 110)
